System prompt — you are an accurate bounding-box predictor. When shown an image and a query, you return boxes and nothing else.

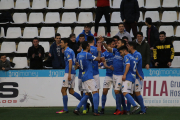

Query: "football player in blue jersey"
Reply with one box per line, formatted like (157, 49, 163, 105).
(99, 40, 116, 114)
(118, 46, 141, 115)
(56, 39, 82, 114)
(74, 41, 101, 116)
(100, 36, 127, 115)
(127, 42, 146, 114)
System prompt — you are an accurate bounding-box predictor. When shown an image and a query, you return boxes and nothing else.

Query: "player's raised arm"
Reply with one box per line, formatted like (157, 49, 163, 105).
(99, 36, 113, 53)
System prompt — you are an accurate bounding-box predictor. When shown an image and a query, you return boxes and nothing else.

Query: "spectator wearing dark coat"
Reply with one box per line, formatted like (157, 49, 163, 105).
(49, 33, 65, 69)
(0, 54, 11, 71)
(27, 38, 45, 69)
(76, 24, 96, 44)
(133, 32, 151, 69)
(69, 34, 80, 57)
(145, 17, 159, 49)
(120, 0, 140, 38)
(153, 31, 174, 68)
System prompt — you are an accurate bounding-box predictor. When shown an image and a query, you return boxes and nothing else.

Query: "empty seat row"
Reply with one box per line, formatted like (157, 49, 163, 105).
(12, 11, 180, 24)
(0, 42, 50, 53)
(0, 0, 179, 10)
(12, 12, 124, 24)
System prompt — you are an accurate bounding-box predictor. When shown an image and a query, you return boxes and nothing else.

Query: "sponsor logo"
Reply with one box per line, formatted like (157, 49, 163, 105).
(136, 84, 139, 87)
(118, 83, 121, 86)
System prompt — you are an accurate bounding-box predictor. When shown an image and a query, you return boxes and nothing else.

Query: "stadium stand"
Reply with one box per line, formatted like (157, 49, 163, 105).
(0, 0, 179, 68)
(0, 42, 16, 53)
(13, 57, 28, 68)
(39, 42, 50, 53)
(17, 42, 32, 53)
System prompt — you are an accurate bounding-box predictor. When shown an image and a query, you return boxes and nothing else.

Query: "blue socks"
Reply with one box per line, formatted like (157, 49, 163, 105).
(73, 92, 82, 101)
(83, 93, 88, 110)
(93, 93, 99, 113)
(125, 94, 136, 107)
(136, 95, 146, 112)
(63, 95, 68, 111)
(115, 93, 121, 111)
(121, 93, 127, 111)
(127, 100, 131, 111)
(101, 94, 107, 109)
(76, 95, 89, 111)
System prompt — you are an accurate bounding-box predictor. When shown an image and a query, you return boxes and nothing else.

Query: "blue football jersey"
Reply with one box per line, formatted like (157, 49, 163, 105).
(64, 47, 76, 74)
(123, 54, 137, 83)
(77, 53, 82, 79)
(132, 51, 144, 79)
(101, 50, 114, 77)
(77, 51, 96, 82)
(112, 48, 124, 75)
(90, 46, 99, 76)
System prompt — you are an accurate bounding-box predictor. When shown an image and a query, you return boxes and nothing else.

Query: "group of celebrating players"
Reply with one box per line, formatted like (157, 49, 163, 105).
(56, 35, 147, 116)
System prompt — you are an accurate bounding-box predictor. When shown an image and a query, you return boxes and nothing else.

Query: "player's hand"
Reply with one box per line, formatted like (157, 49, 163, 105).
(109, 65, 114, 71)
(97, 43, 101, 52)
(38, 53, 41, 57)
(62, 49, 64, 54)
(49, 53, 52, 57)
(77, 47, 82, 52)
(122, 75, 126, 81)
(98, 36, 104, 43)
(167, 62, 171, 67)
(155, 62, 159, 67)
(32, 54, 35, 58)
(75, 62, 80, 69)
(2, 67, 5, 70)
(145, 64, 150, 70)
(150, 47, 154, 50)
(139, 76, 143, 81)
(123, 19, 126, 22)
(68, 73, 71, 81)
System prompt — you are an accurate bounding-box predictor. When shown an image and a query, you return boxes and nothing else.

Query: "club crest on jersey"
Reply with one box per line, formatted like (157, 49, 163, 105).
(126, 58, 128, 62)
(136, 57, 138, 60)
(67, 55, 70, 58)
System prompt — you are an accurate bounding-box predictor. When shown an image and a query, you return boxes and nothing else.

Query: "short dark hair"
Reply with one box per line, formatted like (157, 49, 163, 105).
(113, 36, 120, 40)
(55, 33, 61, 38)
(122, 36, 128, 41)
(69, 33, 76, 38)
(87, 36, 94, 43)
(128, 41, 136, 49)
(137, 32, 143, 37)
(33, 37, 39, 41)
(82, 41, 89, 50)
(119, 39, 126, 46)
(79, 34, 85, 38)
(106, 40, 115, 45)
(118, 45, 128, 52)
(61, 39, 69, 45)
(118, 22, 124, 27)
(0, 54, 6, 58)
(159, 31, 166, 36)
(84, 24, 91, 28)
(145, 17, 152, 25)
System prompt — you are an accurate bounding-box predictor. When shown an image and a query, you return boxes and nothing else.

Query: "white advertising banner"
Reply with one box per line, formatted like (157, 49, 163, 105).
(0, 69, 180, 107)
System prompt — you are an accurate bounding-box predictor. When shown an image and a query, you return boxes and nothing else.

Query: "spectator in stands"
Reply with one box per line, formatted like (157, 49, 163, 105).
(49, 33, 65, 69)
(28, 37, 45, 69)
(94, 0, 111, 37)
(116, 23, 132, 41)
(69, 34, 79, 57)
(0, 54, 11, 71)
(133, 32, 151, 69)
(113, 36, 120, 47)
(76, 24, 96, 44)
(120, 0, 140, 38)
(145, 17, 159, 49)
(153, 31, 174, 68)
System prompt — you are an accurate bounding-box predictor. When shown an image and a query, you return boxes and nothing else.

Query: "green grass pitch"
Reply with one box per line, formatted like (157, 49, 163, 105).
(0, 107, 180, 120)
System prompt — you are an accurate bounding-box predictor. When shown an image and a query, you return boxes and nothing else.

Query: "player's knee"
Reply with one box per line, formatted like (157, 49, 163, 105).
(114, 90, 119, 94)
(135, 91, 141, 96)
(68, 89, 75, 95)
(61, 88, 67, 95)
